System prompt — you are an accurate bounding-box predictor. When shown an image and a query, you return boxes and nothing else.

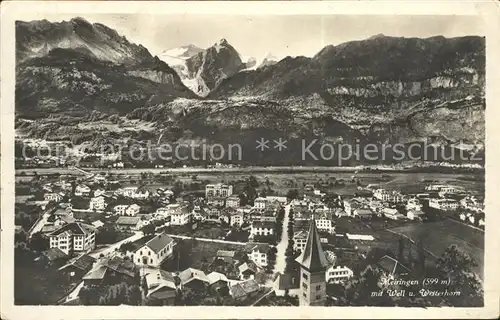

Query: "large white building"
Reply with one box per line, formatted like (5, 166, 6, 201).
(131, 233, 175, 267)
(121, 187, 150, 200)
(226, 195, 241, 208)
(89, 196, 106, 211)
(114, 204, 140, 216)
(325, 265, 354, 284)
(75, 185, 91, 197)
(205, 183, 233, 198)
(293, 230, 308, 252)
(250, 220, 275, 237)
(245, 243, 271, 268)
(44, 193, 63, 202)
(253, 197, 267, 209)
(171, 206, 192, 225)
(49, 222, 96, 255)
(373, 189, 405, 203)
(429, 198, 459, 211)
(406, 198, 423, 211)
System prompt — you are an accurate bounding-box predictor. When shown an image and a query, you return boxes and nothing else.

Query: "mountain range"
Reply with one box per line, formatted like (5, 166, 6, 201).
(15, 17, 485, 166)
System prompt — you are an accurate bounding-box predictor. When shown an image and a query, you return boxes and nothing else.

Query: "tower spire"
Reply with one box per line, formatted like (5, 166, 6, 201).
(295, 215, 328, 272)
(295, 215, 328, 306)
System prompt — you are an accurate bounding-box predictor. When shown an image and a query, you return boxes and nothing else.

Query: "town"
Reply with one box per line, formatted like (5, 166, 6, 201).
(14, 166, 485, 306)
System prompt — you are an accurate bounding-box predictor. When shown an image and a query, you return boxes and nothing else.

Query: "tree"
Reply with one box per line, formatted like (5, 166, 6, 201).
(28, 232, 49, 252)
(286, 189, 299, 201)
(434, 245, 483, 307)
(141, 223, 155, 236)
(397, 236, 405, 266)
(417, 236, 426, 275)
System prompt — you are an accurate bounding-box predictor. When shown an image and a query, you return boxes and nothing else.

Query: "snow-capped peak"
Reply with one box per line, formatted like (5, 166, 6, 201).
(159, 44, 204, 60)
(241, 52, 280, 71)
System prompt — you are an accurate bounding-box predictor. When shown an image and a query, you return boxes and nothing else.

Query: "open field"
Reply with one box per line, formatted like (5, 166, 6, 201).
(16, 168, 484, 196)
(389, 219, 484, 278)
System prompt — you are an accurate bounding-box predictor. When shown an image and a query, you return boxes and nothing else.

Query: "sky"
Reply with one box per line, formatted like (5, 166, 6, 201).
(17, 14, 484, 59)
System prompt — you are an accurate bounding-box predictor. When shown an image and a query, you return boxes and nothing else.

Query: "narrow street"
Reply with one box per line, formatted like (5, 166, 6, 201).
(274, 204, 291, 274)
(89, 231, 144, 258)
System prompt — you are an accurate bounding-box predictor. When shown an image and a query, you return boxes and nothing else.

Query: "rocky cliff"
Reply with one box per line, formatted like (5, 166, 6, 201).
(184, 39, 245, 96)
(15, 20, 486, 165)
(15, 18, 196, 117)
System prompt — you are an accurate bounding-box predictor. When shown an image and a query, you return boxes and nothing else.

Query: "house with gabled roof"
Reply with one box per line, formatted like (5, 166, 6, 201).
(59, 253, 96, 281)
(177, 268, 210, 290)
(131, 233, 175, 267)
(145, 269, 177, 305)
(245, 242, 272, 268)
(116, 216, 142, 231)
(238, 261, 258, 280)
(229, 279, 260, 301)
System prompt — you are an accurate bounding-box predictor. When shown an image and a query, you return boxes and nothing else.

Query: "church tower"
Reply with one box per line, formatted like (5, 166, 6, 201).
(295, 216, 328, 306)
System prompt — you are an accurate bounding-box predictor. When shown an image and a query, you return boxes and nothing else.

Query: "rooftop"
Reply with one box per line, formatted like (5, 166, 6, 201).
(217, 250, 236, 258)
(177, 268, 209, 285)
(251, 220, 275, 229)
(245, 242, 271, 254)
(145, 233, 174, 253)
(116, 216, 141, 225)
(49, 222, 95, 237)
(295, 218, 329, 272)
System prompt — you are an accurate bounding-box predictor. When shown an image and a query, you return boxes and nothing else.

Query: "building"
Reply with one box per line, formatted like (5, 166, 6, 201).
(295, 217, 328, 306)
(229, 279, 260, 301)
(207, 197, 226, 207)
(354, 208, 373, 219)
(238, 262, 258, 280)
(407, 209, 425, 220)
(273, 273, 299, 297)
(253, 197, 267, 209)
(293, 230, 308, 252)
(373, 189, 405, 203)
(89, 196, 106, 211)
(49, 222, 96, 255)
(429, 198, 459, 211)
(310, 213, 334, 234)
(245, 243, 271, 268)
(343, 198, 362, 216)
(177, 268, 210, 290)
(382, 207, 403, 220)
(113, 204, 128, 215)
(226, 195, 241, 208)
(144, 269, 177, 305)
(230, 211, 244, 227)
(406, 198, 423, 211)
(114, 204, 140, 216)
(265, 196, 287, 205)
(207, 272, 231, 294)
(116, 216, 142, 231)
(125, 204, 141, 216)
(75, 185, 91, 197)
(44, 193, 63, 202)
(132, 233, 175, 267)
(250, 220, 275, 237)
(122, 187, 150, 200)
(170, 206, 192, 225)
(205, 183, 233, 198)
(460, 196, 484, 213)
(426, 184, 464, 195)
(325, 265, 354, 284)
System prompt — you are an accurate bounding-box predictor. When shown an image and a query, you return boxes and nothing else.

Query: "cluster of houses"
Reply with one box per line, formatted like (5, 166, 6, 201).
(334, 184, 485, 227)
